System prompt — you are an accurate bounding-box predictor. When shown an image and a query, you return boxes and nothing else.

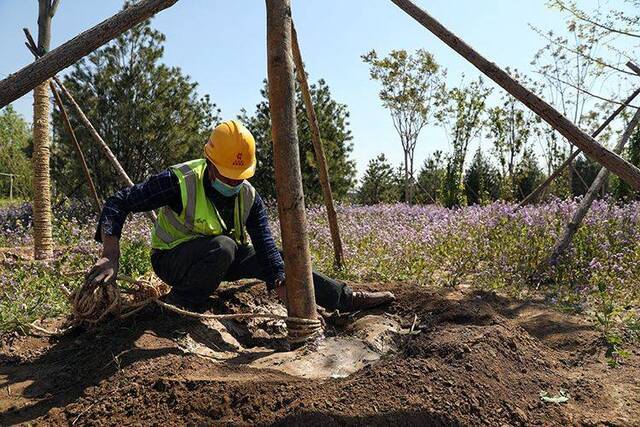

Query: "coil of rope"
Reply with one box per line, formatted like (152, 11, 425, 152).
(31, 273, 323, 345)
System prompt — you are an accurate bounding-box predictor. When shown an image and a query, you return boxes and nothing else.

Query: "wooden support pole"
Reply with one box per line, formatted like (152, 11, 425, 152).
(266, 0, 319, 338)
(53, 78, 157, 223)
(50, 82, 102, 213)
(390, 0, 640, 190)
(290, 23, 345, 270)
(23, 29, 154, 221)
(549, 108, 640, 264)
(519, 66, 640, 206)
(0, 0, 178, 108)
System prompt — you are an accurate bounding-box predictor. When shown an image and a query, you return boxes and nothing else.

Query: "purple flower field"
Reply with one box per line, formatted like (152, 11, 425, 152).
(1, 200, 639, 335)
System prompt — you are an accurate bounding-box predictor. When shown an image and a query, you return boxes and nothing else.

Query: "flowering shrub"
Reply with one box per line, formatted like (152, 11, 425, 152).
(1, 200, 639, 341)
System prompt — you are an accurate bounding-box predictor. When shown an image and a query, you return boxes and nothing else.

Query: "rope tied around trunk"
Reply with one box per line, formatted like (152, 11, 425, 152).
(33, 273, 324, 345)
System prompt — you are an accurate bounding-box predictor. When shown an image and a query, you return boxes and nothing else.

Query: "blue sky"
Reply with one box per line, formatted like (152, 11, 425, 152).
(0, 0, 594, 177)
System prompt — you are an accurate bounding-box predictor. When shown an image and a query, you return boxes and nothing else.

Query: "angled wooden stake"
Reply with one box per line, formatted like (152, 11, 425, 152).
(519, 72, 640, 206)
(549, 108, 640, 264)
(290, 22, 345, 270)
(390, 0, 640, 190)
(266, 0, 319, 341)
(53, 78, 157, 223)
(50, 83, 102, 213)
(0, 0, 179, 108)
(24, 29, 156, 222)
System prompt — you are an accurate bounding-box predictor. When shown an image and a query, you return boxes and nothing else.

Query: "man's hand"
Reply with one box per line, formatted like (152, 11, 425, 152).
(86, 232, 120, 288)
(85, 256, 119, 288)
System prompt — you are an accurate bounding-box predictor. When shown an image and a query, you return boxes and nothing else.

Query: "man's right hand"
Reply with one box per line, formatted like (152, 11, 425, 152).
(85, 256, 119, 288)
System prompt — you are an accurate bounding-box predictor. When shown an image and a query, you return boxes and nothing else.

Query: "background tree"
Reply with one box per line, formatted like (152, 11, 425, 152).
(52, 12, 218, 199)
(357, 154, 401, 205)
(464, 149, 500, 205)
(32, 0, 60, 259)
(239, 79, 356, 203)
(436, 77, 492, 207)
(512, 150, 545, 201)
(611, 127, 640, 201)
(362, 49, 444, 202)
(571, 154, 600, 196)
(415, 151, 445, 204)
(0, 106, 32, 199)
(486, 74, 536, 200)
(531, 0, 626, 198)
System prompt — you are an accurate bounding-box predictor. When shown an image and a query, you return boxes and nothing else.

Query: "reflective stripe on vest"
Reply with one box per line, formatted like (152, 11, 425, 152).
(178, 163, 197, 230)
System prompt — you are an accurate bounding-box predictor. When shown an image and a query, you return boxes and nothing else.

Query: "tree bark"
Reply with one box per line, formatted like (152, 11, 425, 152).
(266, 0, 318, 336)
(50, 82, 102, 213)
(549, 108, 640, 264)
(0, 0, 179, 108)
(390, 0, 640, 190)
(290, 23, 345, 269)
(32, 0, 54, 260)
(519, 85, 640, 206)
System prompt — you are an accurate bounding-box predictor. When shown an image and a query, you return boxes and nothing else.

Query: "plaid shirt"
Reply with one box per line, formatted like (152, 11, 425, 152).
(96, 166, 285, 287)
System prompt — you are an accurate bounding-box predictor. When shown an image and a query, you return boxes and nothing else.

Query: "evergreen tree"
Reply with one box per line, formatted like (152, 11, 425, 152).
(357, 154, 401, 205)
(464, 149, 500, 205)
(512, 150, 545, 201)
(571, 154, 600, 197)
(415, 151, 445, 204)
(239, 79, 356, 203)
(52, 12, 219, 198)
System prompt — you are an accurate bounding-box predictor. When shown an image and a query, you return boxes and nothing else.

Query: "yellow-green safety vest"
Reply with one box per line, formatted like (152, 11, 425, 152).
(151, 159, 256, 250)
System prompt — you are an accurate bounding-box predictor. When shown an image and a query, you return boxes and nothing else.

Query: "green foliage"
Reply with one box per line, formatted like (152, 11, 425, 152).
(464, 149, 500, 205)
(51, 12, 219, 200)
(485, 79, 538, 200)
(611, 127, 640, 201)
(0, 105, 32, 199)
(362, 49, 445, 202)
(512, 150, 545, 201)
(357, 154, 401, 205)
(436, 77, 492, 207)
(571, 154, 600, 197)
(119, 239, 152, 278)
(415, 151, 446, 204)
(239, 79, 356, 203)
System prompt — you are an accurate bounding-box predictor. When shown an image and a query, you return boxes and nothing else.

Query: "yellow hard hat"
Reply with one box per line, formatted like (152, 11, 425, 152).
(204, 120, 256, 180)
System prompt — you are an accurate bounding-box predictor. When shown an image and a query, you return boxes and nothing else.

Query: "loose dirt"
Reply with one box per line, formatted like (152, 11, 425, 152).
(1, 282, 638, 426)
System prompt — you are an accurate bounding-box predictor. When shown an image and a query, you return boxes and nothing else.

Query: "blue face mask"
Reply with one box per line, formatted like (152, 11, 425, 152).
(212, 178, 243, 197)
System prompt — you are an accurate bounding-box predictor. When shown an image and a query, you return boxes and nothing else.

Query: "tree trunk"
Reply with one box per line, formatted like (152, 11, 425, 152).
(549, 108, 640, 264)
(266, 0, 319, 341)
(290, 23, 345, 269)
(518, 84, 640, 206)
(0, 0, 179, 108)
(404, 149, 410, 202)
(32, 0, 54, 260)
(390, 0, 640, 190)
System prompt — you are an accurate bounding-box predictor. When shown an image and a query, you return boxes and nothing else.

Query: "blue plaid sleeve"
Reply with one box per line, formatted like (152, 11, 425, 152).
(245, 193, 285, 289)
(95, 169, 181, 242)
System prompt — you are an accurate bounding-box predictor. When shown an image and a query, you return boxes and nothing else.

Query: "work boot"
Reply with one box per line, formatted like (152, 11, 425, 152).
(350, 291, 396, 311)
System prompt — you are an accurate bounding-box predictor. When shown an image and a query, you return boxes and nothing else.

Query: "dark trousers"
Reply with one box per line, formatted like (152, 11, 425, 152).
(150, 235, 352, 311)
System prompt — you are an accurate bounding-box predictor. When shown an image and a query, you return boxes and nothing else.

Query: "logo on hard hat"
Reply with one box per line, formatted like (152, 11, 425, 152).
(233, 152, 245, 166)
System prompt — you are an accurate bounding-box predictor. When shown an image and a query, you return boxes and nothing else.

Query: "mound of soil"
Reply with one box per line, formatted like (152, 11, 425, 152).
(1, 282, 638, 426)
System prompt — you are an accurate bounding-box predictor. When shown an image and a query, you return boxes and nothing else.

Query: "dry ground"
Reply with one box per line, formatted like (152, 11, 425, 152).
(1, 282, 639, 426)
